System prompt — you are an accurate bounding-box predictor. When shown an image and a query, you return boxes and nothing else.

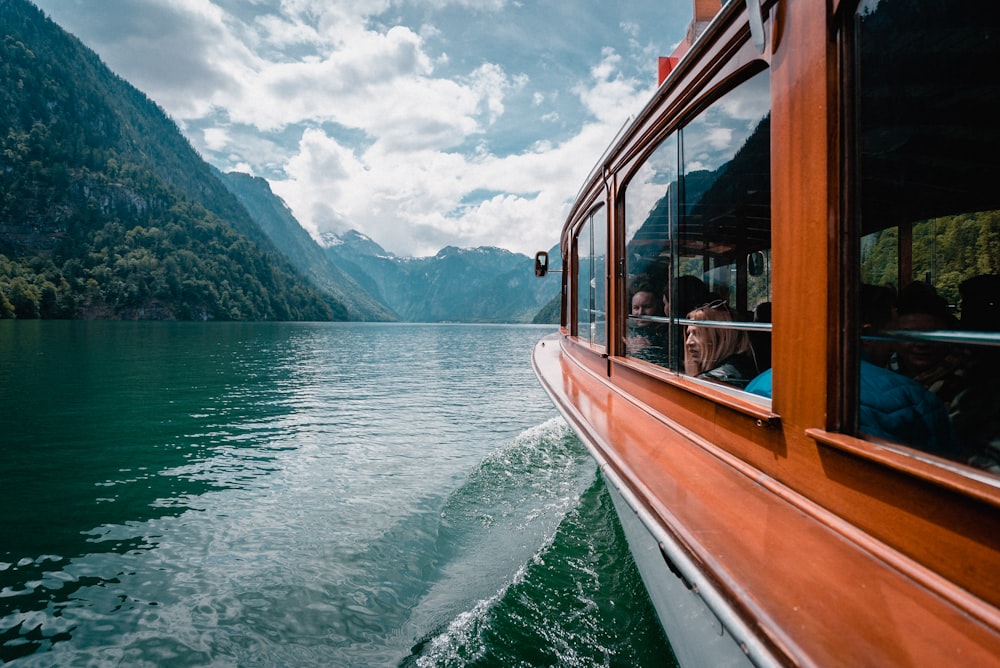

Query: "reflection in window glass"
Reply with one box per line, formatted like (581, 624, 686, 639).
(625, 135, 676, 366)
(854, 0, 1000, 474)
(593, 212, 607, 348)
(624, 69, 771, 391)
(575, 209, 606, 348)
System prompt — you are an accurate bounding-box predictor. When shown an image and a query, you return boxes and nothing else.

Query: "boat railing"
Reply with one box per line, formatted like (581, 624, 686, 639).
(628, 322, 1000, 345)
(867, 329, 1000, 348)
(629, 314, 772, 333)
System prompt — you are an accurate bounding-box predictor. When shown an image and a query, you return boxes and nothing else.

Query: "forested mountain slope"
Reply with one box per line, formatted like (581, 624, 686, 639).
(0, 0, 344, 320)
(218, 172, 397, 321)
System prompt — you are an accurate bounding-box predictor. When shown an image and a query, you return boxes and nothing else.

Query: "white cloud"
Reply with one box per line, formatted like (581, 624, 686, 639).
(34, 0, 689, 257)
(271, 128, 361, 237)
(574, 48, 657, 124)
(100, 0, 258, 119)
(202, 127, 230, 151)
(270, 49, 651, 258)
(275, 45, 651, 255)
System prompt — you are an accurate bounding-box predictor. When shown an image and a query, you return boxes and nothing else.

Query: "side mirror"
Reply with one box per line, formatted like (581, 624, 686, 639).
(534, 251, 549, 277)
(748, 251, 765, 277)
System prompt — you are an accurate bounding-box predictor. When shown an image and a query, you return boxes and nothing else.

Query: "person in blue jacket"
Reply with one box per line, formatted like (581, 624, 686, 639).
(746, 284, 960, 456)
(745, 363, 959, 456)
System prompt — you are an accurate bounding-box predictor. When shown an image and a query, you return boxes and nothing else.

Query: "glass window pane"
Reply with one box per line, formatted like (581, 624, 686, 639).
(574, 210, 606, 347)
(624, 69, 771, 393)
(576, 216, 592, 341)
(854, 0, 1000, 473)
(593, 212, 607, 348)
(624, 135, 676, 366)
(679, 71, 771, 389)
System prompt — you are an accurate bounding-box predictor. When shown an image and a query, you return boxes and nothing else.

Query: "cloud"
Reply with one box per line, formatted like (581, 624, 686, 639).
(35, 0, 685, 257)
(574, 48, 656, 124)
(62, 0, 256, 119)
(270, 46, 656, 257)
(202, 127, 231, 152)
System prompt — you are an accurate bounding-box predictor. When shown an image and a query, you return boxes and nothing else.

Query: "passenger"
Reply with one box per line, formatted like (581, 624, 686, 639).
(954, 385, 1000, 473)
(630, 278, 664, 326)
(890, 281, 969, 411)
(860, 284, 897, 367)
(684, 300, 758, 388)
(754, 301, 772, 323)
(747, 282, 961, 457)
(959, 274, 1000, 333)
(626, 276, 668, 362)
(665, 275, 714, 320)
(951, 275, 1000, 472)
(749, 300, 772, 372)
(746, 362, 960, 457)
(653, 275, 715, 370)
(957, 274, 1000, 376)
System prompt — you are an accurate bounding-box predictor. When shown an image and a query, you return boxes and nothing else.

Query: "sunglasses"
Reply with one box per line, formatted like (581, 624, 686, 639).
(700, 299, 729, 310)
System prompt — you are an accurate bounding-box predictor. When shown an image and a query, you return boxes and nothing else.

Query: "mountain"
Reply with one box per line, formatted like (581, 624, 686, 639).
(220, 172, 560, 323)
(323, 233, 559, 323)
(217, 172, 397, 321)
(0, 0, 558, 323)
(0, 0, 344, 320)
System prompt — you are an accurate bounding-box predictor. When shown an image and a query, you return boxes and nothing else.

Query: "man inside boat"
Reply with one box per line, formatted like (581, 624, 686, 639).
(626, 275, 669, 363)
(889, 282, 970, 410)
(892, 276, 1000, 472)
(746, 285, 961, 456)
(683, 300, 759, 389)
(641, 274, 716, 370)
(666, 275, 714, 326)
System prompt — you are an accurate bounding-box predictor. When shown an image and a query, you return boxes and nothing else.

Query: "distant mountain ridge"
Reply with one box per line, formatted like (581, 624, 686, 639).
(320, 230, 390, 258)
(321, 231, 558, 323)
(217, 172, 396, 321)
(221, 173, 560, 323)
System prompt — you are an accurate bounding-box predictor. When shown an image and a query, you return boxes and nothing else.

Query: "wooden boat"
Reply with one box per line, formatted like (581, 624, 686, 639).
(532, 0, 1000, 664)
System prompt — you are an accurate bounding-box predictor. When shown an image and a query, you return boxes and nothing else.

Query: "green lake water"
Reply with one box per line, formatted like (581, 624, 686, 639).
(0, 321, 672, 666)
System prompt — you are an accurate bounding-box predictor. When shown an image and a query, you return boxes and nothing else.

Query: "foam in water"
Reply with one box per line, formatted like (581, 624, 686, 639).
(403, 418, 674, 667)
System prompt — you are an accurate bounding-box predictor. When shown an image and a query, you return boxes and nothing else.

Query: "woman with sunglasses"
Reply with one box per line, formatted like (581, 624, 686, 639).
(684, 300, 759, 389)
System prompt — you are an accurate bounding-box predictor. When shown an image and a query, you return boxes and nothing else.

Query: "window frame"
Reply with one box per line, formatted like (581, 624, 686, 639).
(839, 0, 1000, 484)
(571, 204, 608, 352)
(616, 65, 773, 396)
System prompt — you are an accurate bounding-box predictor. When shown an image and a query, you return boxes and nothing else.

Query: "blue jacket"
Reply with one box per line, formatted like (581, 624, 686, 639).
(746, 361, 960, 456)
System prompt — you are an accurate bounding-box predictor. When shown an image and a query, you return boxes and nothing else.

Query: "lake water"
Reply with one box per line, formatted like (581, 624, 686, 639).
(0, 322, 672, 667)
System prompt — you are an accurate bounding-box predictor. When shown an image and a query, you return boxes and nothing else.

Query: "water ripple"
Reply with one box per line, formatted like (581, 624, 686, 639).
(1, 323, 668, 666)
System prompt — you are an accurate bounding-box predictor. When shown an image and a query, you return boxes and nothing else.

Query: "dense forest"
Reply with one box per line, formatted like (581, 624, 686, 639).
(861, 212, 1000, 306)
(0, 0, 345, 320)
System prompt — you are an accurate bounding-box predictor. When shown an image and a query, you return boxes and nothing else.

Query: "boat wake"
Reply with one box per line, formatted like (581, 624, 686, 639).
(399, 419, 673, 667)
(1, 415, 670, 667)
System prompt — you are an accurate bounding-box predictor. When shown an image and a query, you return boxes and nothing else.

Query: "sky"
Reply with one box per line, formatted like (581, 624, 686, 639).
(31, 0, 693, 258)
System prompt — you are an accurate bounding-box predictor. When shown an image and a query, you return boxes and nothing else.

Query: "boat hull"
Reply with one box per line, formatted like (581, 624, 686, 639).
(602, 471, 753, 667)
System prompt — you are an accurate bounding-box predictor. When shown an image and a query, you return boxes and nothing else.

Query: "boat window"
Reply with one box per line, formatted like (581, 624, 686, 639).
(624, 134, 678, 366)
(624, 69, 772, 392)
(851, 0, 1000, 476)
(575, 207, 607, 348)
